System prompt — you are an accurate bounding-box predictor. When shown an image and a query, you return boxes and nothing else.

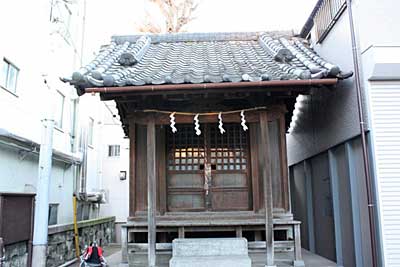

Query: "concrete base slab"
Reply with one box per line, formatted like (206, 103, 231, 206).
(293, 260, 305, 267)
(125, 248, 337, 267)
(170, 255, 251, 267)
(170, 238, 251, 267)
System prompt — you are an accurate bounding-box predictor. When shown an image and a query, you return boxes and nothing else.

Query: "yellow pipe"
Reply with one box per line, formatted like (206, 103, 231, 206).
(73, 196, 80, 258)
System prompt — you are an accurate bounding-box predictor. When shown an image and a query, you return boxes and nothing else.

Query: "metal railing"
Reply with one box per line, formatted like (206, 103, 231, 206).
(314, 0, 347, 43)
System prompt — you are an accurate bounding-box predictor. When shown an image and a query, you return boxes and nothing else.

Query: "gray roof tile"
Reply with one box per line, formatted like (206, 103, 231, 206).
(64, 32, 348, 91)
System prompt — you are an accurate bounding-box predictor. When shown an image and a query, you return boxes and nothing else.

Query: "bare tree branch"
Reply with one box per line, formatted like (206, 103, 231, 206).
(137, 0, 199, 33)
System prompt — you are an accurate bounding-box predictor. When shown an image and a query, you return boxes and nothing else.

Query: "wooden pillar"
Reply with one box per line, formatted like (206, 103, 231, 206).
(279, 115, 290, 212)
(178, 227, 185, 238)
(293, 224, 305, 267)
(250, 124, 260, 212)
(147, 119, 157, 267)
(236, 226, 243, 238)
(121, 226, 128, 263)
(260, 111, 275, 267)
(157, 127, 167, 215)
(129, 122, 136, 217)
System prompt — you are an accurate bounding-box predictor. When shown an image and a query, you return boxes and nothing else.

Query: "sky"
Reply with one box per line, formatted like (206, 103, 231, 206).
(83, 0, 318, 60)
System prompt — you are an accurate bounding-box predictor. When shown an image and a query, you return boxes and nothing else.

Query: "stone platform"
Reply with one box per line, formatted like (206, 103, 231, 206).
(169, 238, 251, 267)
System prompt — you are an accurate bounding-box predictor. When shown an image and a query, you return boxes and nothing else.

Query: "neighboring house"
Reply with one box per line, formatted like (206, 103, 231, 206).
(64, 31, 351, 266)
(0, 1, 127, 265)
(0, 0, 121, 225)
(288, 0, 400, 266)
(98, 100, 130, 243)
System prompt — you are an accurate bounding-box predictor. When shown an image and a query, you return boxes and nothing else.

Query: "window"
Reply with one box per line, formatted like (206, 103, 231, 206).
(54, 91, 65, 128)
(167, 123, 248, 171)
(48, 203, 59, 225)
(0, 58, 19, 94)
(88, 117, 94, 146)
(108, 145, 120, 157)
(314, 0, 347, 43)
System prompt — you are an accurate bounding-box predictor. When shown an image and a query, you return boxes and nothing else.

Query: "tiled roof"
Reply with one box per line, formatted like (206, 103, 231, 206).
(64, 32, 350, 93)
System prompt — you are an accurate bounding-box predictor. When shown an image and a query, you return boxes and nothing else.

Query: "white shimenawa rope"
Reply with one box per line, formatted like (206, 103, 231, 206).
(241, 110, 249, 131)
(218, 112, 226, 134)
(194, 114, 201, 136)
(169, 112, 177, 133)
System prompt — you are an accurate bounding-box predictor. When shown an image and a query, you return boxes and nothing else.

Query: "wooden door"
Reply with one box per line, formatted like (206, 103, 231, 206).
(208, 124, 250, 211)
(166, 123, 250, 212)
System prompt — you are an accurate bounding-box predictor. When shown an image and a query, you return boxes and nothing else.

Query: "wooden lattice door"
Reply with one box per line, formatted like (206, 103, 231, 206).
(167, 123, 250, 212)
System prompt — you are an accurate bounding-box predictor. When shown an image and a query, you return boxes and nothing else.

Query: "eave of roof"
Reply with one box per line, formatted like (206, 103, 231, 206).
(85, 78, 339, 95)
(62, 31, 351, 96)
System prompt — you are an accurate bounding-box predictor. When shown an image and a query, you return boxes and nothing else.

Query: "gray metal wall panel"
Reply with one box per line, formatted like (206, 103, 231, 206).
(310, 153, 336, 262)
(331, 146, 356, 267)
(290, 164, 309, 249)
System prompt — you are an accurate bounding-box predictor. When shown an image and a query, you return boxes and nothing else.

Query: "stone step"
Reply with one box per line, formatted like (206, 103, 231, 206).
(172, 238, 248, 257)
(170, 255, 252, 267)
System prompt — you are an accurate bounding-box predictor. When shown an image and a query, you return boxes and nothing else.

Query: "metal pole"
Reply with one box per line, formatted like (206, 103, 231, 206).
(73, 196, 80, 258)
(32, 118, 55, 267)
(345, 0, 378, 266)
(0, 237, 5, 267)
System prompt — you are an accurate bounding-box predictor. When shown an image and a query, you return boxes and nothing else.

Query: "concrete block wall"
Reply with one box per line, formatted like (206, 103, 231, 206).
(2, 241, 28, 267)
(46, 216, 115, 267)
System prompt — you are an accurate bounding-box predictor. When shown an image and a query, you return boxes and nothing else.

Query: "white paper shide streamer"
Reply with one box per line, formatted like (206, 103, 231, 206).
(218, 112, 226, 134)
(169, 112, 177, 133)
(194, 114, 201, 136)
(241, 110, 248, 131)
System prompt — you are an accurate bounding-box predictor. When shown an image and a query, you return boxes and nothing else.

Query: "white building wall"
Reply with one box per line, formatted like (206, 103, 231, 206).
(288, 0, 400, 265)
(98, 102, 130, 222)
(287, 6, 359, 165)
(0, 0, 111, 224)
(367, 81, 400, 266)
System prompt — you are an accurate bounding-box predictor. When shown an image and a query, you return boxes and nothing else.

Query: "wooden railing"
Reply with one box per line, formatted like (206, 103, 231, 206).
(314, 0, 347, 43)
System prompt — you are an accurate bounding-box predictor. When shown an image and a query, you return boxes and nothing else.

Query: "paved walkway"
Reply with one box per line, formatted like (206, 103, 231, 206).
(70, 245, 122, 267)
(71, 246, 337, 267)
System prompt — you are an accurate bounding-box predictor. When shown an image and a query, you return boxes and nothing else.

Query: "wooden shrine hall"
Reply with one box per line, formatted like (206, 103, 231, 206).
(64, 32, 351, 266)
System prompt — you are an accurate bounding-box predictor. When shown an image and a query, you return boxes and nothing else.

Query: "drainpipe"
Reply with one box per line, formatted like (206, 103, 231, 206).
(79, 125, 89, 199)
(71, 97, 82, 198)
(345, 0, 378, 266)
(31, 118, 55, 267)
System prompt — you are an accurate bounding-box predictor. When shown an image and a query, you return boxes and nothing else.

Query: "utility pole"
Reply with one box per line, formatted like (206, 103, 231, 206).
(31, 118, 55, 267)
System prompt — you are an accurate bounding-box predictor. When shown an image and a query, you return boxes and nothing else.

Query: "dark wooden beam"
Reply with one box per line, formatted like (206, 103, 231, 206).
(147, 118, 157, 267)
(249, 124, 260, 212)
(127, 106, 286, 125)
(259, 111, 275, 266)
(100, 86, 311, 100)
(279, 115, 290, 212)
(129, 122, 136, 217)
(157, 126, 167, 215)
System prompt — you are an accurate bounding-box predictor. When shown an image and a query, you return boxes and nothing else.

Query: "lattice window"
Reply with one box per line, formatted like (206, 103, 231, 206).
(167, 125, 205, 171)
(209, 124, 248, 171)
(167, 123, 248, 172)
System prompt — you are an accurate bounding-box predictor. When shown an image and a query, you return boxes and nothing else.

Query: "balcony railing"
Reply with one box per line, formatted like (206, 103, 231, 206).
(314, 0, 347, 43)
